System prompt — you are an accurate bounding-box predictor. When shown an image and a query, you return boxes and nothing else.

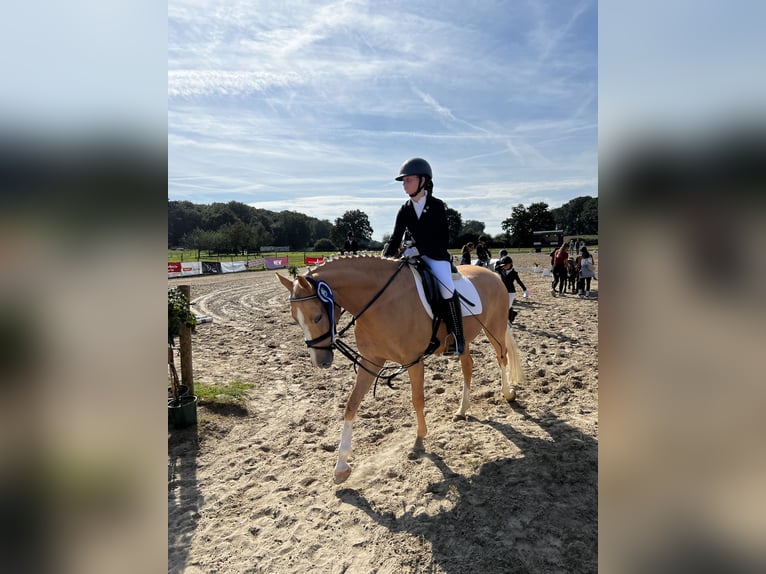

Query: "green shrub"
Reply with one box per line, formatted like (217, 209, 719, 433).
(168, 287, 196, 345)
(313, 238, 336, 251)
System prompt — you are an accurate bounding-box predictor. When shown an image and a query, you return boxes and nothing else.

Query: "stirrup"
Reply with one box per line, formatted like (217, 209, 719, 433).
(443, 333, 464, 356)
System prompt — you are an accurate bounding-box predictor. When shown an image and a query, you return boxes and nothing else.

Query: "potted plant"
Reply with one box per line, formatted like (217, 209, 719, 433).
(168, 287, 198, 428)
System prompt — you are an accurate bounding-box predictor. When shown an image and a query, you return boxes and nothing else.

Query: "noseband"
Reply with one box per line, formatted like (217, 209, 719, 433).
(289, 278, 338, 350)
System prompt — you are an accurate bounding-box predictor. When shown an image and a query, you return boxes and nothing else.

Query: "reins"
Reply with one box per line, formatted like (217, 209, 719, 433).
(291, 258, 426, 395)
(290, 256, 506, 395)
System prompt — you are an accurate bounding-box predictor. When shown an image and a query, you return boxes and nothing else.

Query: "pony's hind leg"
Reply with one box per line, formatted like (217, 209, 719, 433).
(407, 360, 428, 457)
(453, 347, 474, 420)
(500, 326, 524, 402)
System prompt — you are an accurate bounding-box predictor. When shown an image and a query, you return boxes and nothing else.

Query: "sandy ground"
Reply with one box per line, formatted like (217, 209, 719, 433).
(168, 252, 598, 573)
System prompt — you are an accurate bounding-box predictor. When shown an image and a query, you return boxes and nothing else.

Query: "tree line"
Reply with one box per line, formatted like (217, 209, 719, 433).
(168, 196, 597, 255)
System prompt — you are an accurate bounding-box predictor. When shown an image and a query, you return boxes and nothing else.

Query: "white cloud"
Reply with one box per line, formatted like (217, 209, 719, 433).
(169, 0, 598, 240)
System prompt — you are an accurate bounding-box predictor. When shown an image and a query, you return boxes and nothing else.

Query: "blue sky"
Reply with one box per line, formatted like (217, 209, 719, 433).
(168, 0, 597, 241)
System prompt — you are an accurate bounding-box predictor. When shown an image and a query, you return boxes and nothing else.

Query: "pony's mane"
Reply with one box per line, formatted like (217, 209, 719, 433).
(308, 253, 399, 274)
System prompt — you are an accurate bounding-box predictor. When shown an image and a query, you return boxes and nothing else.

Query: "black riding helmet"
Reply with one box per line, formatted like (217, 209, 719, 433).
(395, 157, 432, 181)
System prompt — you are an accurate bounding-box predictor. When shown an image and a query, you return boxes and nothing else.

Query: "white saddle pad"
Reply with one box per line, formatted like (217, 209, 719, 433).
(408, 267, 483, 318)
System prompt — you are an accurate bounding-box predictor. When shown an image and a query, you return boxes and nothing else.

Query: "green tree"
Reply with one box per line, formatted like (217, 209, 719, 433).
(502, 202, 555, 247)
(273, 211, 312, 250)
(168, 201, 203, 247)
(444, 205, 463, 248)
(502, 204, 531, 247)
(551, 196, 598, 235)
(528, 202, 556, 233)
(457, 219, 485, 246)
(313, 238, 336, 251)
(181, 227, 216, 259)
(332, 210, 373, 248)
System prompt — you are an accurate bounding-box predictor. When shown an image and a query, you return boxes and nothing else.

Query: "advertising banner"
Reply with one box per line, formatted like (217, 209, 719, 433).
(265, 257, 288, 269)
(202, 262, 223, 274)
(304, 257, 325, 266)
(221, 261, 247, 273)
(168, 262, 182, 278)
(181, 262, 202, 276)
(246, 258, 266, 270)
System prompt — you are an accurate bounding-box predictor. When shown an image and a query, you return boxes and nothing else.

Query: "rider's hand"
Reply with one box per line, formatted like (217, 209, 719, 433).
(402, 246, 419, 258)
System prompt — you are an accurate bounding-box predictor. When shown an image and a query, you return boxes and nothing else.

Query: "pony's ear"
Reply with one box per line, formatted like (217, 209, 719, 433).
(296, 275, 312, 290)
(276, 273, 294, 291)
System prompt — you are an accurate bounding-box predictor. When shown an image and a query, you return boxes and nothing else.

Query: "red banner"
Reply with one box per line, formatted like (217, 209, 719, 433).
(168, 262, 182, 277)
(304, 257, 325, 265)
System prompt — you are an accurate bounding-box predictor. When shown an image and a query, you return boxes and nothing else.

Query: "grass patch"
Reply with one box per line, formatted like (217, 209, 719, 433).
(195, 380, 254, 406)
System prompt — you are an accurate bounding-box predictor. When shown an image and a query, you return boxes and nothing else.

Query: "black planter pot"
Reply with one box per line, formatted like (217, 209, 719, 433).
(168, 385, 190, 399)
(168, 395, 198, 429)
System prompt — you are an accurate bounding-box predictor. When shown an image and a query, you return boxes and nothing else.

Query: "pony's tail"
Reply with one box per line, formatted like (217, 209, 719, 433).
(505, 325, 526, 389)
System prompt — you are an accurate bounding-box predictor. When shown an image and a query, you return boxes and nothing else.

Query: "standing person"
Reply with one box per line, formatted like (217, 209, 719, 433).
(460, 242, 474, 266)
(475, 236, 491, 267)
(341, 232, 359, 255)
(551, 243, 569, 296)
(496, 256, 528, 324)
(569, 238, 576, 255)
(576, 246, 596, 297)
(382, 157, 464, 355)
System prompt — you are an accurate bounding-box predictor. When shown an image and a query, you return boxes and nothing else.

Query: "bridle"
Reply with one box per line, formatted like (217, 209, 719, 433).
(289, 277, 339, 350)
(288, 260, 419, 394)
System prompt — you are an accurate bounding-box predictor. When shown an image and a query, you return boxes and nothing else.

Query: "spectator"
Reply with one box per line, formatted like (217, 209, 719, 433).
(551, 243, 570, 296)
(496, 256, 528, 324)
(341, 232, 358, 255)
(577, 246, 596, 297)
(475, 236, 491, 267)
(460, 242, 474, 265)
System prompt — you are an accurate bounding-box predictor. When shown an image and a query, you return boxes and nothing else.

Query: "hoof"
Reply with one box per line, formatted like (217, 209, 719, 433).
(503, 388, 517, 402)
(408, 437, 425, 460)
(407, 447, 424, 460)
(452, 413, 467, 421)
(334, 467, 352, 484)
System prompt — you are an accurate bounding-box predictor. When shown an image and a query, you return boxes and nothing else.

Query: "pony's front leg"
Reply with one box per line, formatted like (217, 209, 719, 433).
(334, 420, 354, 484)
(407, 360, 427, 457)
(454, 348, 474, 420)
(333, 364, 377, 484)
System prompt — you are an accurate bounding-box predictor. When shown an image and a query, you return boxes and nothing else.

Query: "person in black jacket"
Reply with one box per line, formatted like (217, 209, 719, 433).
(475, 236, 491, 267)
(382, 157, 464, 355)
(340, 232, 358, 255)
(495, 255, 528, 324)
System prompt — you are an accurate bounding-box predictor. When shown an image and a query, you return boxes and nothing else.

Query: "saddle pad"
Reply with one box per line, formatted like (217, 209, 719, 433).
(408, 267, 483, 318)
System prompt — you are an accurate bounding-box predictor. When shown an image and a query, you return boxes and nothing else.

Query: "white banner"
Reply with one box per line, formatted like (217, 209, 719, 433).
(221, 261, 247, 273)
(181, 261, 202, 276)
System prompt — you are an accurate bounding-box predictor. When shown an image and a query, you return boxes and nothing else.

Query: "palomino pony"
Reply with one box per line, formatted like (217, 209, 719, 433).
(276, 255, 525, 484)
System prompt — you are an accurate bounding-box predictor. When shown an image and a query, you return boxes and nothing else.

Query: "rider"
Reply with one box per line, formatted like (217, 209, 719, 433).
(475, 236, 491, 267)
(382, 157, 465, 355)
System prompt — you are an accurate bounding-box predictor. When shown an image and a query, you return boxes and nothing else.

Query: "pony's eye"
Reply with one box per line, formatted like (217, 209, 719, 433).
(313, 314, 322, 324)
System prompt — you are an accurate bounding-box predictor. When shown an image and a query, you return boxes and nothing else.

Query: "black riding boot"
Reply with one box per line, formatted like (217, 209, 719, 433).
(443, 295, 465, 356)
(508, 308, 517, 324)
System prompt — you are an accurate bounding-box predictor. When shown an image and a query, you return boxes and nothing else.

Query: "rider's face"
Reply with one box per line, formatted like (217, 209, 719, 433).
(402, 175, 421, 197)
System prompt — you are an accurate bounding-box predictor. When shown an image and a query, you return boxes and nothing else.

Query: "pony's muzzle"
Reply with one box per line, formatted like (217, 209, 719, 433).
(310, 349, 334, 368)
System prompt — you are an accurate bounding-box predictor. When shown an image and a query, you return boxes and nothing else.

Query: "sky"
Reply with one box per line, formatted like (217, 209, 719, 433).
(168, 0, 598, 241)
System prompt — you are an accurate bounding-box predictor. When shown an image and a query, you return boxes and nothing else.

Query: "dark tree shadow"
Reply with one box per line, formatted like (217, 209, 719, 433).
(168, 424, 203, 574)
(337, 410, 597, 573)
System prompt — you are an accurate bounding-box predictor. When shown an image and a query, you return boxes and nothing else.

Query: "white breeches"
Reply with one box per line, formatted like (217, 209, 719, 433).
(508, 292, 516, 307)
(421, 256, 455, 299)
